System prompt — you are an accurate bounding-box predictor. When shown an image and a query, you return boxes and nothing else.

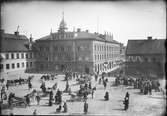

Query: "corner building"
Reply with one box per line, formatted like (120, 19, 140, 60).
(0, 30, 35, 78)
(34, 17, 121, 74)
(125, 37, 166, 78)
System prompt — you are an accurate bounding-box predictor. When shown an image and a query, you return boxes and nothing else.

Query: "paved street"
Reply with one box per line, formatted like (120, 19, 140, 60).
(1, 73, 166, 116)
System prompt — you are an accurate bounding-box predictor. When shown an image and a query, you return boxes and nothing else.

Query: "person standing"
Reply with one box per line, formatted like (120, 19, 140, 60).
(56, 104, 62, 112)
(91, 89, 94, 99)
(33, 109, 37, 115)
(103, 80, 107, 89)
(36, 93, 40, 105)
(63, 102, 67, 112)
(0, 99, 3, 115)
(125, 92, 129, 100)
(19, 77, 22, 85)
(65, 81, 69, 92)
(123, 97, 129, 110)
(104, 91, 109, 101)
(28, 82, 32, 90)
(6, 82, 9, 90)
(95, 74, 98, 81)
(25, 94, 30, 106)
(84, 101, 88, 114)
(99, 78, 101, 84)
(49, 96, 52, 106)
(89, 82, 92, 89)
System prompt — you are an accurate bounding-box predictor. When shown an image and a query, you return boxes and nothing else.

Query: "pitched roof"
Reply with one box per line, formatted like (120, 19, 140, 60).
(126, 39, 166, 55)
(0, 33, 30, 52)
(37, 31, 119, 44)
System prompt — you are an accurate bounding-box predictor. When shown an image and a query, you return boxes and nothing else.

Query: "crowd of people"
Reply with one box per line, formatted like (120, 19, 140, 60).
(0, 70, 164, 115)
(114, 75, 161, 95)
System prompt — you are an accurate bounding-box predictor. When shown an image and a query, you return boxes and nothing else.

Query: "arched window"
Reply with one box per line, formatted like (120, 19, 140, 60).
(152, 57, 156, 62)
(144, 58, 148, 62)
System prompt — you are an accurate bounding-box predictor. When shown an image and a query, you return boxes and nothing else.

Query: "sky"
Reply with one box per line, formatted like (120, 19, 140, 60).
(1, 0, 166, 45)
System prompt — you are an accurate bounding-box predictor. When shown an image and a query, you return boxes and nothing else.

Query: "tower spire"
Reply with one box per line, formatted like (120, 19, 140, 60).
(62, 11, 64, 20)
(50, 28, 52, 34)
(58, 11, 67, 32)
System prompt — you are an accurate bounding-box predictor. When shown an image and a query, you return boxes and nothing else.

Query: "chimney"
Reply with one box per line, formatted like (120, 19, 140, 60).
(30, 35, 33, 43)
(77, 28, 81, 32)
(147, 36, 152, 40)
(86, 30, 89, 33)
(14, 31, 19, 36)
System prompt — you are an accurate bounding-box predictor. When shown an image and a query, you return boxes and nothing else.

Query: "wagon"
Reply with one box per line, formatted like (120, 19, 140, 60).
(11, 96, 27, 108)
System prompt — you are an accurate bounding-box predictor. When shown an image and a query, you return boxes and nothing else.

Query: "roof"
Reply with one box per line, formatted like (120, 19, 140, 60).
(126, 39, 166, 55)
(0, 33, 30, 52)
(36, 31, 120, 44)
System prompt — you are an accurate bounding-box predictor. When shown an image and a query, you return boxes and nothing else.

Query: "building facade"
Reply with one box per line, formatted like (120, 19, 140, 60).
(34, 17, 121, 74)
(0, 30, 35, 78)
(125, 37, 166, 78)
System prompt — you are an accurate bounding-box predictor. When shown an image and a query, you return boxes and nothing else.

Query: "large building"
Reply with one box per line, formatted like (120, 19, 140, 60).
(125, 37, 166, 78)
(34, 16, 121, 74)
(0, 30, 35, 78)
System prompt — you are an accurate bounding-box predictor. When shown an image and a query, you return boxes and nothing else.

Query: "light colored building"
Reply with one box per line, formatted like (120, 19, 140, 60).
(0, 30, 35, 79)
(34, 16, 121, 74)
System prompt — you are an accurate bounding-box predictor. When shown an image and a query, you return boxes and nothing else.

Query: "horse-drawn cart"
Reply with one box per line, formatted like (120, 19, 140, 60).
(11, 96, 27, 108)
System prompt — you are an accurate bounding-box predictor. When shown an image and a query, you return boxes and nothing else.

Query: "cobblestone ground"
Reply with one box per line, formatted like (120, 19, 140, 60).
(1, 73, 166, 116)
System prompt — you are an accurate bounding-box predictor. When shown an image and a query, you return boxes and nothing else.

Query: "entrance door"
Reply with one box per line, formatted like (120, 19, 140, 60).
(85, 67, 89, 74)
(61, 64, 65, 72)
(40, 64, 44, 71)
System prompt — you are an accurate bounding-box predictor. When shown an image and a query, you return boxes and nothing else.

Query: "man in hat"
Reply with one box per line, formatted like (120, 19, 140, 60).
(84, 101, 88, 114)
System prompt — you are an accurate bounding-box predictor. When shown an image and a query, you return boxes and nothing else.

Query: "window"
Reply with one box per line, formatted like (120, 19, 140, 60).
(6, 53, 9, 59)
(12, 63, 15, 69)
(144, 58, 148, 62)
(26, 62, 29, 67)
(61, 46, 64, 51)
(17, 63, 20, 68)
(21, 53, 24, 59)
(67, 46, 71, 51)
(94, 45, 96, 51)
(30, 62, 33, 67)
(11, 53, 14, 59)
(78, 47, 80, 51)
(54, 46, 58, 51)
(6, 64, 10, 69)
(22, 62, 24, 67)
(0, 64, 3, 70)
(26, 53, 28, 58)
(46, 47, 49, 51)
(30, 53, 33, 59)
(40, 47, 43, 51)
(16, 53, 19, 59)
(152, 57, 156, 62)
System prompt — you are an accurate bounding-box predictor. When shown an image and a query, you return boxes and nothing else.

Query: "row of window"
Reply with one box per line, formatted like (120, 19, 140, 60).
(0, 62, 33, 70)
(5, 52, 33, 59)
(39, 46, 72, 52)
(94, 44, 120, 52)
(126, 56, 158, 63)
(94, 53, 120, 61)
(52, 33, 74, 39)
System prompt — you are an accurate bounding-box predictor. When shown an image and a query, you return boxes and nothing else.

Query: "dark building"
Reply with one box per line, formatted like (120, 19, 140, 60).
(125, 37, 166, 78)
(33, 16, 121, 74)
